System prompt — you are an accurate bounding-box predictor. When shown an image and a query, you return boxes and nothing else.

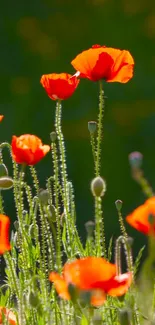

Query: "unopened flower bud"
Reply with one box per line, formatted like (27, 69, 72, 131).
(28, 291, 40, 307)
(50, 131, 57, 142)
(0, 177, 13, 190)
(47, 205, 56, 223)
(68, 283, 78, 303)
(128, 151, 143, 169)
(126, 236, 134, 247)
(14, 220, 19, 230)
(115, 200, 123, 212)
(29, 224, 36, 238)
(79, 290, 91, 306)
(148, 214, 154, 225)
(88, 121, 97, 134)
(118, 308, 132, 325)
(38, 189, 49, 205)
(91, 176, 106, 197)
(0, 164, 8, 177)
(85, 220, 95, 237)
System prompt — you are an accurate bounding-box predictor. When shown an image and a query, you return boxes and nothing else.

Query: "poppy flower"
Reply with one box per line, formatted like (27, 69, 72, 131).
(40, 73, 80, 100)
(0, 116, 4, 122)
(11, 134, 50, 165)
(0, 307, 16, 325)
(49, 257, 132, 307)
(0, 215, 11, 254)
(71, 44, 134, 83)
(126, 197, 155, 235)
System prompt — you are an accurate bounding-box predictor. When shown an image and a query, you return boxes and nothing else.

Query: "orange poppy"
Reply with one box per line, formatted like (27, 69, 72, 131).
(0, 116, 4, 122)
(0, 215, 11, 254)
(126, 197, 155, 235)
(71, 44, 134, 83)
(40, 73, 80, 100)
(0, 307, 16, 325)
(11, 134, 50, 165)
(49, 257, 132, 307)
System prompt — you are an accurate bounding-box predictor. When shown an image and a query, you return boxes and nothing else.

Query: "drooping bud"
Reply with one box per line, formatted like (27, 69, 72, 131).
(47, 205, 56, 223)
(115, 200, 123, 212)
(0, 164, 8, 177)
(118, 308, 132, 325)
(128, 151, 143, 169)
(148, 214, 154, 225)
(0, 177, 13, 190)
(91, 176, 106, 197)
(68, 283, 78, 303)
(50, 131, 57, 142)
(79, 290, 91, 306)
(38, 189, 49, 205)
(85, 220, 95, 237)
(14, 220, 19, 231)
(28, 291, 40, 307)
(88, 121, 97, 134)
(126, 236, 134, 247)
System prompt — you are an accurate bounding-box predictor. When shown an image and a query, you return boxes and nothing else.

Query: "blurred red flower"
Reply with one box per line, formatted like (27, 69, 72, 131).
(126, 197, 155, 235)
(71, 44, 134, 83)
(11, 134, 50, 165)
(0, 307, 16, 325)
(40, 73, 80, 100)
(0, 116, 4, 122)
(49, 257, 132, 306)
(0, 215, 11, 254)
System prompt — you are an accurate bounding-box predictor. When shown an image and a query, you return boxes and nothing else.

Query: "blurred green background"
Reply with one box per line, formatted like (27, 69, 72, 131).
(1, 0, 155, 259)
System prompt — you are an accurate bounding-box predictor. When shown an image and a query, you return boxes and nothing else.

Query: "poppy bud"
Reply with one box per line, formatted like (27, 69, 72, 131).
(148, 214, 154, 225)
(118, 308, 132, 325)
(126, 236, 134, 247)
(79, 290, 91, 306)
(92, 315, 103, 325)
(68, 283, 78, 303)
(91, 176, 106, 197)
(115, 200, 123, 212)
(128, 151, 143, 169)
(14, 220, 19, 230)
(28, 291, 40, 307)
(0, 177, 13, 190)
(88, 121, 97, 134)
(50, 131, 57, 142)
(38, 189, 49, 205)
(29, 224, 36, 238)
(47, 205, 57, 223)
(85, 220, 95, 237)
(0, 164, 8, 177)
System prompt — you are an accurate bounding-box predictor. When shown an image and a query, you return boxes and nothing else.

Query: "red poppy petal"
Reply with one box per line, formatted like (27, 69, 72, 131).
(91, 289, 106, 306)
(64, 257, 116, 290)
(49, 272, 70, 300)
(0, 307, 16, 325)
(106, 272, 132, 296)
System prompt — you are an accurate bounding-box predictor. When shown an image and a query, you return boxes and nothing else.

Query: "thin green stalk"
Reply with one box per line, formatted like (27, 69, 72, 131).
(52, 142, 61, 271)
(90, 134, 96, 170)
(55, 100, 72, 246)
(95, 196, 106, 258)
(118, 210, 128, 239)
(95, 81, 104, 177)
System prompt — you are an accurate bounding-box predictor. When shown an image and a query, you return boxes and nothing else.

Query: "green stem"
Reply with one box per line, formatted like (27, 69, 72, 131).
(90, 134, 96, 171)
(95, 81, 104, 177)
(52, 142, 61, 271)
(55, 100, 72, 248)
(95, 196, 106, 258)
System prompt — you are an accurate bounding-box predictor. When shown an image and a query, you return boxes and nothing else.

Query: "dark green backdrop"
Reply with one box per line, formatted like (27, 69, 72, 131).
(1, 0, 155, 258)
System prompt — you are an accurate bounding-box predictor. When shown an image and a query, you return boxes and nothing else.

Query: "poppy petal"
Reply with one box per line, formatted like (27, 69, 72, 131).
(49, 272, 70, 300)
